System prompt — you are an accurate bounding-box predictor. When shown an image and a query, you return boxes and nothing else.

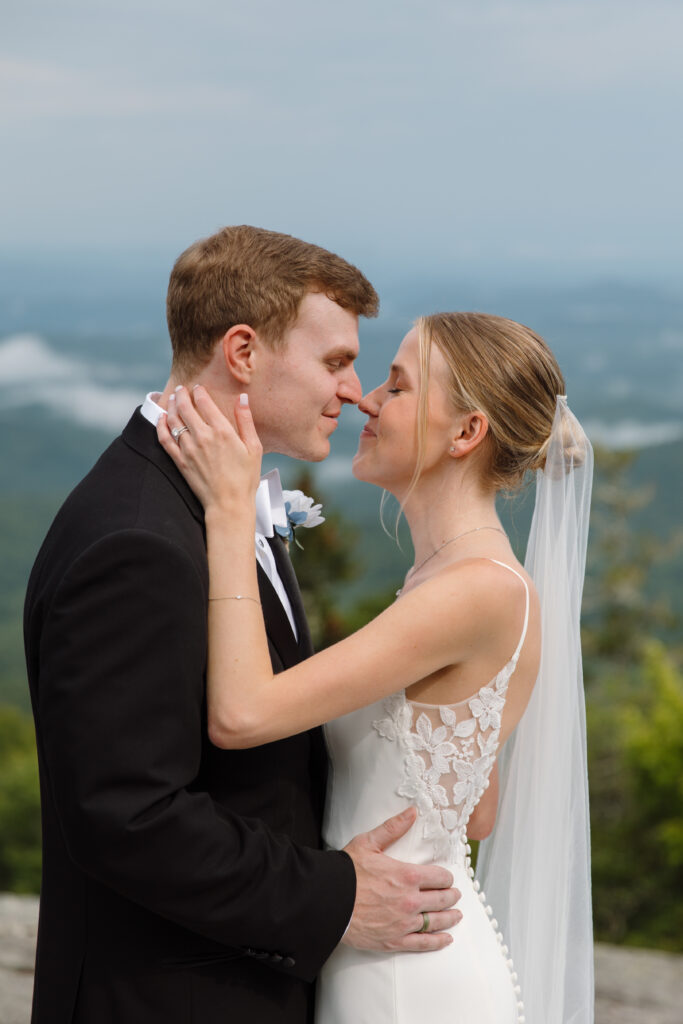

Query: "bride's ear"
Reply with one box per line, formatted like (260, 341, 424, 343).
(448, 411, 489, 458)
(221, 325, 257, 385)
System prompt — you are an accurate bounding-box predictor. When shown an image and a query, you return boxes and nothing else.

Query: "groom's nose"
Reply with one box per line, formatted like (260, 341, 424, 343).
(337, 366, 362, 405)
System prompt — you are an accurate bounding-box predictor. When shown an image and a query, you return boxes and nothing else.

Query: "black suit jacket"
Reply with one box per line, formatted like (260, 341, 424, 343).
(24, 410, 356, 1024)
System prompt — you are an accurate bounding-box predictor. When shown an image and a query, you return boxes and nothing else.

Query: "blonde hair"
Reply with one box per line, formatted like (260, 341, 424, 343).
(167, 225, 379, 376)
(405, 312, 567, 503)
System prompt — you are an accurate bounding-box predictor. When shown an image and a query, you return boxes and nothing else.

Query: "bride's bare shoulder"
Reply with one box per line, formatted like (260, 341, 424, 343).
(430, 555, 535, 602)
(414, 555, 539, 642)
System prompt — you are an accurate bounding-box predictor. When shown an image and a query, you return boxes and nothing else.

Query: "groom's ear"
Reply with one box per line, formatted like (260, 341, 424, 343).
(221, 324, 257, 384)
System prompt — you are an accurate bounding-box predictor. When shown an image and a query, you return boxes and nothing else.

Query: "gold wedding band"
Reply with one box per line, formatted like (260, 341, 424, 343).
(419, 912, 430, 933)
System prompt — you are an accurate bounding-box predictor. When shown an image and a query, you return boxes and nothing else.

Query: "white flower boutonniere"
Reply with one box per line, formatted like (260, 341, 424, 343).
(275, 490, 325, 549)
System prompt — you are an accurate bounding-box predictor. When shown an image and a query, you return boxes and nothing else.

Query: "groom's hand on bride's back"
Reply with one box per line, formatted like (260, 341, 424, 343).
(342, 806, 462, 952)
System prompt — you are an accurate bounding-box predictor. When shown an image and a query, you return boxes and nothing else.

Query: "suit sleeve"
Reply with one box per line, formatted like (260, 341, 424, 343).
(35, 528, 356, 981)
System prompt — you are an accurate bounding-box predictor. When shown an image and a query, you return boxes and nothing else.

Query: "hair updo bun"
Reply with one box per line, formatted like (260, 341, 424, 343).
(415, 312, 568, 493)
(536, 396, 589, 479)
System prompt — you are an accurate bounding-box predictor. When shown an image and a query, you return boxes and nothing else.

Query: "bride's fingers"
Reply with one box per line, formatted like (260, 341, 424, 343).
(157, 407, 190, 469)
(166, 394, 198, 452)
(191, 384, 238, 433)
(234, 393, 263, 455)
(163, 395, 187, 439)
(173, 386, 209, 436)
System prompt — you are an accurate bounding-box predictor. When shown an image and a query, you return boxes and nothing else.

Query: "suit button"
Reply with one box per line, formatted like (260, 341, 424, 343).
(282, 957, 296, 968)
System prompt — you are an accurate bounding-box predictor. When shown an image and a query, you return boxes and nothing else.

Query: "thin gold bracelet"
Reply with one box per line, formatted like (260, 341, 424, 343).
(208, 595, 261, 605)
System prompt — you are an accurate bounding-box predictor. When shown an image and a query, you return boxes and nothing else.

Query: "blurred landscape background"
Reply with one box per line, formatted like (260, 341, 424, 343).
(1, 0, 681, 970)
(1, 263, 682, 952)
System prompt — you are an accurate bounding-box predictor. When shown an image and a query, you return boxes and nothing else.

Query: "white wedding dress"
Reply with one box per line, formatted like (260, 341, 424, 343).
(317, 560, 529, 1024)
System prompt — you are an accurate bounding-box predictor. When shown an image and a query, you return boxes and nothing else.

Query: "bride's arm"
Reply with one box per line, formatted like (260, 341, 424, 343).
(159, 387, 516, 749)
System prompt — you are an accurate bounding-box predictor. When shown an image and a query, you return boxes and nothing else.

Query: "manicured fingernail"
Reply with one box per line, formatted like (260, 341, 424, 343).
(169, 393, 175, 403)
(193, 384, 202, 393)
(239, 393, 248, 406)
(175, 384, 183, 392)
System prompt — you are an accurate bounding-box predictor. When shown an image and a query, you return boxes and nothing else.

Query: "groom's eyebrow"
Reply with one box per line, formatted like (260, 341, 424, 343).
(326, 346, 358, 362)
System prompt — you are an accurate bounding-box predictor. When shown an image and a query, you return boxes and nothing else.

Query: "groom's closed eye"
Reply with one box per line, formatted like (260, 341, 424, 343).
(325, 348, 357, 368)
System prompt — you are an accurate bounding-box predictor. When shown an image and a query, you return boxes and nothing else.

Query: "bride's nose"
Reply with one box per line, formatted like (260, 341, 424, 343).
(358, 387, 381, 417)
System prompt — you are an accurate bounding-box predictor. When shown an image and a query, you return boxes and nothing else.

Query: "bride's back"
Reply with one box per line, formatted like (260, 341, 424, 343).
(404, 555, 541, 749)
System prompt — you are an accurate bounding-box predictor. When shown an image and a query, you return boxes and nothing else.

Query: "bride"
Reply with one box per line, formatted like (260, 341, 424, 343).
(158, 311, 594, 1024)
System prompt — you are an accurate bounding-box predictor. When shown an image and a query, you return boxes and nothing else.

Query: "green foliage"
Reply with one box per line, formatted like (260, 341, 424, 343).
(0, 705, 41, 893)
(340, 586, 403, 634)
(588, 644, 683, 951)
(622, 643, 683, 872)
(582, 447, 680, 673)
(585, 448, 683, 951)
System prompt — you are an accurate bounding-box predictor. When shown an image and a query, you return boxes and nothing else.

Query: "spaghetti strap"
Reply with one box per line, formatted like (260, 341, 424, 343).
(487, 559, 530, 662)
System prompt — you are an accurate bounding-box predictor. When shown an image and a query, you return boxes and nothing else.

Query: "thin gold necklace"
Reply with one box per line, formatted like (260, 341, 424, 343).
(396, 526, 506, 597)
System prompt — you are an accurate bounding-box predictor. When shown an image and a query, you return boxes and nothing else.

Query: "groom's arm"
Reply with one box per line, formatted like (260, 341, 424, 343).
(34, 528, 354, 981)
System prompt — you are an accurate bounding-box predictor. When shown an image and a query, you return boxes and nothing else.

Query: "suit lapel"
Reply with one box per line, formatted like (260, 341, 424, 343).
(266, 535, 327, 814)
(268, 535, 314, 659)
(256, 559, 301, 668)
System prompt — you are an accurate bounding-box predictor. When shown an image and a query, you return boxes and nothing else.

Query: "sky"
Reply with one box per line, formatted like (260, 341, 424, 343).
(2, 0, 683, 283)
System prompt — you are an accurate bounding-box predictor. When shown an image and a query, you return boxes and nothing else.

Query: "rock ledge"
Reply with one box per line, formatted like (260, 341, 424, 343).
(1, 895, 681, 1023)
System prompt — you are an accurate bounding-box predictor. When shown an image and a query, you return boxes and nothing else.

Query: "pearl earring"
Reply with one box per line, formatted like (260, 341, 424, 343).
(449, 446, 456, 453)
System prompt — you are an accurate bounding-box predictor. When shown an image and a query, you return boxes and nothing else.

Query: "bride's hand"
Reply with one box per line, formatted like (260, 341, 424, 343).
(157, 385, 262, 516)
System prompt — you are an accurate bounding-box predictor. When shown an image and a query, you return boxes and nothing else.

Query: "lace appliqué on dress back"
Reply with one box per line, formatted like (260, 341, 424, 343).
(372, 662, 513, 863)
(372, 560, 530, 864)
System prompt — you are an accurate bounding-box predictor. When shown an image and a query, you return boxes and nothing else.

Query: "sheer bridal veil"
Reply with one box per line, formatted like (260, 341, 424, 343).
(476, 396, 594, 1024)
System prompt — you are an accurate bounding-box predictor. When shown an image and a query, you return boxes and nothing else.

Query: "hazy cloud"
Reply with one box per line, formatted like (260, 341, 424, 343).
(585, 419, 683, 450)
(0, 334, 141, 430)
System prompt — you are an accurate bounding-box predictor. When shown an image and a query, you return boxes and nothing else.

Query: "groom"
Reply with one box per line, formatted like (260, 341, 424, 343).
(24, 226, 460, 1024)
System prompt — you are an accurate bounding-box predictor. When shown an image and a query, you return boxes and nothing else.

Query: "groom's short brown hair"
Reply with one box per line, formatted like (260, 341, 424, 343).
(167, 225, 379, 375)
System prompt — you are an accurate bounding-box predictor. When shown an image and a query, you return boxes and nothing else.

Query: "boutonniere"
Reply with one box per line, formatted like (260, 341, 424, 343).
(275, 490, 325, 549)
